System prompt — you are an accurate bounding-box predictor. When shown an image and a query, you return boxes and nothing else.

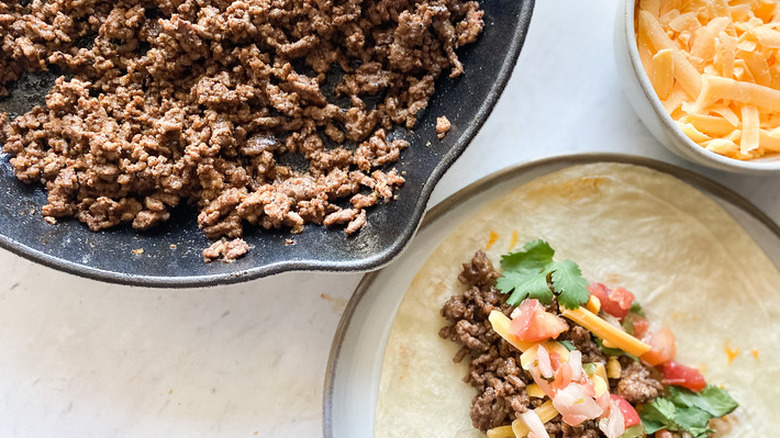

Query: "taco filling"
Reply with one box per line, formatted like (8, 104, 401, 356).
(440, 240, 738, 438)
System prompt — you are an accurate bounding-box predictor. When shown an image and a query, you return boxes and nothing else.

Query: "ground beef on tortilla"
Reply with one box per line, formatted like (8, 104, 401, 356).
(614, 358, 665, 405)
(440, 250, 665, 435)
(0, 0, 484, 258)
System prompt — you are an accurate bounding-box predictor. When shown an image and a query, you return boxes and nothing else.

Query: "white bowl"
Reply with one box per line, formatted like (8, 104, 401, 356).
(614, 0, 780, 174)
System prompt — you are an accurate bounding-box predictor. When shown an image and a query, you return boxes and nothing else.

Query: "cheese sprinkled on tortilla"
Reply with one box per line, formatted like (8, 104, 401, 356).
(725, 339, 740, 364)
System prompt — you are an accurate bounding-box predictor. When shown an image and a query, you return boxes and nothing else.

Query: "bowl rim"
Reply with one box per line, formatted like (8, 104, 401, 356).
(321, 152, 780, 438)
(620, 0, 780, 173)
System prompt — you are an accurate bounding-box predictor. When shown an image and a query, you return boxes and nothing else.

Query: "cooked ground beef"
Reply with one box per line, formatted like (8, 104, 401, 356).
(436, 115, 450, 138)
(544, 420, 601, 438)
(202, 237, 249, 263)
(614, 358, 665, 405)
(0, 0, 484, 256)
(440, 251, 665, 436)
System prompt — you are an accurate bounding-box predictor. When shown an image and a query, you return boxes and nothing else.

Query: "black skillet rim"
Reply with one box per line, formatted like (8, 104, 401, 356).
(0, 0, 536, 288)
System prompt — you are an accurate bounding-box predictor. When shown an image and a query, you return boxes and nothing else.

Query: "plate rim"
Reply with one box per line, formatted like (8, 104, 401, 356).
(0, 0, 536, 288)
(321, 152, 780, 437)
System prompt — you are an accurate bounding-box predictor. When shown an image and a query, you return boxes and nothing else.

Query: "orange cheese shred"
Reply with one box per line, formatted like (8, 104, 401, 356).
(486, 231, 499, 250)
(725, 339, 739, 365)
(635, 0, 780, 160)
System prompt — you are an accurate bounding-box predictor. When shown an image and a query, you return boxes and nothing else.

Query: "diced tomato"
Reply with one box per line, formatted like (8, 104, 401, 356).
(609, 394, 641, 428)
(587, 283, 634, 319)
(553, 358, 573, 390)
(640, 326, 677, 366)
(549, 351, 564, 370)
(510, 299, 568, 342)
(610, 288, 635, 316)
(661, 361, 707, 392)
(587, 283, 611, 309)
(631, 315, 650, 339)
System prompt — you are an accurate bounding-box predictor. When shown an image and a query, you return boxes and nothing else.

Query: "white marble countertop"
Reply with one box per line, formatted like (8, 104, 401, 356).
(1, 1, 778, 437)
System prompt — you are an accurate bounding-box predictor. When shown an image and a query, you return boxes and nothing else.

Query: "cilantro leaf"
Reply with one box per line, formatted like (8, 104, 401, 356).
(640, 398, 677, 434)
(496, 240, 556, 305)
(500, 239, 555, 274)
(673, 406, 713, 436)
(559, 340, 576, 351)
(629, 302, 645, 317)
(496, 240, 590, 309)
(640, 385, 739, 437)
(669, 385, 739, 417)
(582, 362, 599, 375)
(549, 259, 590, 309)
(499, 270, 554, 306)
(622, 313, 635, 335)
(622, 317, 634, 335)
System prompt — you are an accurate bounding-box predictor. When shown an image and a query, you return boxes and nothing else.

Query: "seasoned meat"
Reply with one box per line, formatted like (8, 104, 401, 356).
(615, 359, 665, 405)
(457, 250, 500, 288)
(440, 251, 668, 435)
(0, 0, 485, 258)
(203, 238, 249, 263)
(436, 115, 451, 139)
(545, 420, 602, 438)
(440, 251, 602, 434)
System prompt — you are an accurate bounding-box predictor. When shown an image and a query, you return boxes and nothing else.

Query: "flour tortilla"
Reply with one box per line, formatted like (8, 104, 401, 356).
(375, 163, 780, 437)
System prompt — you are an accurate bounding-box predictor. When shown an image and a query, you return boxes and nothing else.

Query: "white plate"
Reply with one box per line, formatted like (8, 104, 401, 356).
(322, 154, 780, 438)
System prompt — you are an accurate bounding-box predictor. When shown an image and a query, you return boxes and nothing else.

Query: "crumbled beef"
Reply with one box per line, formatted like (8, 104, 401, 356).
(203, 237, 250, 263)
(457, 250, 500, 288)
(440, 251, 602, 434)
(0, 0, 485, 259)
(440, 251, 667, 435)
(614, 359, 665, 405)
(436, 115, 451, 139)
(545, 420, 602, 438)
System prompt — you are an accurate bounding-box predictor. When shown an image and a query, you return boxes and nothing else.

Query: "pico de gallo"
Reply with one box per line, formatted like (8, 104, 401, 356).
(439, 240, 737, 438)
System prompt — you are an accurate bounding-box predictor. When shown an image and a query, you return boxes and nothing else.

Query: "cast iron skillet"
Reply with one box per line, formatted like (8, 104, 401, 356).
(0, 1, 535, 287)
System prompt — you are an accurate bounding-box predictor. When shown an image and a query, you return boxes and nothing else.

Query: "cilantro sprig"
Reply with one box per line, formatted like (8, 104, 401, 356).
(639, 385, 738, 438)
(496, 240, 590, 309)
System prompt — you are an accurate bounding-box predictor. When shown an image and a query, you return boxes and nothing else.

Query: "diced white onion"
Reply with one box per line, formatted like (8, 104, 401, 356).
(520, 410, 550, 438)
(552, 383, 604, 426)
(568, 350, 583, 382)
(537, 344, 553, 379)
(598, 399, 626, 438)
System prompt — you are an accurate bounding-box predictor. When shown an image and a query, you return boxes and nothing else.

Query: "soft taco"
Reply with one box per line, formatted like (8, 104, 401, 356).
(375, 163, 780, 438)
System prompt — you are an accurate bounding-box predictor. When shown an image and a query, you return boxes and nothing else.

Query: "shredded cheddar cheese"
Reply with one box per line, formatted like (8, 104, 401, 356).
(725, 339, 740, 364)
(486, 231, 499, 250)
(487, 401, 561, 438)
(585, 295, 601, 314)
(636, 0, 780, 160)
(560, 306, 652, 357)
(488, 311, 534, 352)
(526, 383, 546, 398)
(607, 356, 622, 379)
(509, 230, 519, 250)
(486, 426, 514, 438)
